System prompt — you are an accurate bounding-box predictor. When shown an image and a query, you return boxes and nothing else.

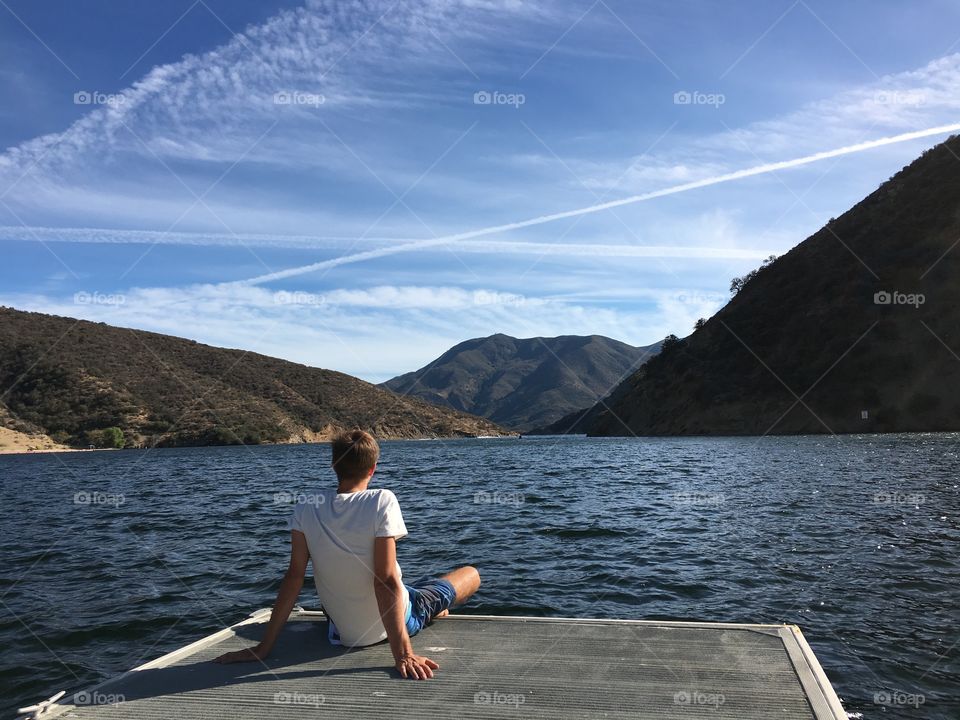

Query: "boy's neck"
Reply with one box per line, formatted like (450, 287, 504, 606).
(337, 477, 371, 494)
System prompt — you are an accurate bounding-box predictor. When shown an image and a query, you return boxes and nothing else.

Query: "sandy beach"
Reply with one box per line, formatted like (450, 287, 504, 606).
(0, 426, 77, 455)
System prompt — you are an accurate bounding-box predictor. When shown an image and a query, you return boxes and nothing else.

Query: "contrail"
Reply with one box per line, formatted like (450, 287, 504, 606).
(237, 122, 960, 286)
(0, 225, 774, 260)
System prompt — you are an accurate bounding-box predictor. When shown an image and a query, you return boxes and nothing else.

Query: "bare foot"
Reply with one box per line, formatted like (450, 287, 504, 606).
(433, 609, 449, 619)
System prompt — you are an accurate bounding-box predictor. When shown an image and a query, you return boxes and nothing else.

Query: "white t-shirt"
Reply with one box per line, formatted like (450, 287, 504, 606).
(287, 487, 409, 647)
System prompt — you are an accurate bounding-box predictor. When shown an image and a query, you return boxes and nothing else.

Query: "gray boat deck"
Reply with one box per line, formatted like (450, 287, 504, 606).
(30, 609, 846, 719)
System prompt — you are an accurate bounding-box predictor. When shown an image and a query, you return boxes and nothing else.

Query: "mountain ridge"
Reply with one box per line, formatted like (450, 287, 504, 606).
(383, 333, 660, 431)
(0, 307, 510, 449)
(540, 135, 960, 436)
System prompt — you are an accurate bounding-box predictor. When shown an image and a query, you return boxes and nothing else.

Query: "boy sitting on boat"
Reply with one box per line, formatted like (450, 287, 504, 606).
(213, 429, 480, 680)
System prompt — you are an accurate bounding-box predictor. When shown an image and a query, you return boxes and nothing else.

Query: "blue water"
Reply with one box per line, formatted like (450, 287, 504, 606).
(1, 435, 958, 719)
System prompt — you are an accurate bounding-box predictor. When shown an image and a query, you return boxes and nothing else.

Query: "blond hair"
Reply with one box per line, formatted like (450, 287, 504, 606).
(331, 429, 380, 481)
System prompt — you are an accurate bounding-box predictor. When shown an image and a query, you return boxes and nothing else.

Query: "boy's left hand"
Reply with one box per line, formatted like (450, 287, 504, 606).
(213, 645, 268, 664)
(396, 653, 440, 679)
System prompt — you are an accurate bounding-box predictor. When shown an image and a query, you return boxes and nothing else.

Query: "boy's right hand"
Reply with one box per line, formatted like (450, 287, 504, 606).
(396, 652, 440, 679)
(213, 644, 269, 664)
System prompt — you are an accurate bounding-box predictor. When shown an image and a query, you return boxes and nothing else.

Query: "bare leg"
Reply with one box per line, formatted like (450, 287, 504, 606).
(434, 566, 481, 618)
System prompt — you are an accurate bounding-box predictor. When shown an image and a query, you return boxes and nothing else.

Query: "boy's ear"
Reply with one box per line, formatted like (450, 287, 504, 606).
(367, 464, 377, 479)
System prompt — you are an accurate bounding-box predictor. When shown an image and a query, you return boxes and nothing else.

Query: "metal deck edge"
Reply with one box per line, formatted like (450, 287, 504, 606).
(26, 610, 843, 719)
(31, 610, 274, 719)
(437, 613, 790, 634)
(782, 625, 848, 720)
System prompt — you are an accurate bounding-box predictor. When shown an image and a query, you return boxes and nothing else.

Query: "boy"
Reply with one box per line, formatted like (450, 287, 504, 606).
(214, 429, 480, 680)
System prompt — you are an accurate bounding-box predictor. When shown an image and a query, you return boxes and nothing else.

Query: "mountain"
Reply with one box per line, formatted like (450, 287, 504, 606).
(544, 135, 960, 436)
(0, 307, 509, 449)
(382, 334, 660, 431)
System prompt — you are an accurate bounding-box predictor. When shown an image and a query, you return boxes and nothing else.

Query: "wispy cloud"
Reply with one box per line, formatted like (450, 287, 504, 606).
(0, 224, 775, 260)
(507, 53, 960, 194)
(0, 280, 703, 381)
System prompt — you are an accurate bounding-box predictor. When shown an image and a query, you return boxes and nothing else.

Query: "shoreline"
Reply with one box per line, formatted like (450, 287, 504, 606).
(0, 444, 116, 456)
(0, 433, 521, 456)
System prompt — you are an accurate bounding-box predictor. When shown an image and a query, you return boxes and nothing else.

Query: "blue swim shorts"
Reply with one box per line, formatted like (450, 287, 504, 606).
(404, 576, 457, 636)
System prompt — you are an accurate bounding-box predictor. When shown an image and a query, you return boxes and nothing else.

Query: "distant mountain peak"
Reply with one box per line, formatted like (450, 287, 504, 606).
(383, 334, 660, 431)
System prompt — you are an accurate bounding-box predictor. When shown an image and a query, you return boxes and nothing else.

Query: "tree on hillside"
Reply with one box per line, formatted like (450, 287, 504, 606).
(730, 254, 778, 295)
(86, 426, 124, 449)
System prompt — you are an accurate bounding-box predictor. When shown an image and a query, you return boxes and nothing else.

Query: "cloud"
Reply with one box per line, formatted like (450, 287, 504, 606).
(1, 280, 690, 381)
(2, 3, 959, 251)
(505, 53, 960, 194)
(0, 223, 777, 260)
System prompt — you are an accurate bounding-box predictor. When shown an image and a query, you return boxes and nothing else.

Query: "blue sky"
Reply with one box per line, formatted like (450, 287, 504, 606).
(2, 0, 960, 382)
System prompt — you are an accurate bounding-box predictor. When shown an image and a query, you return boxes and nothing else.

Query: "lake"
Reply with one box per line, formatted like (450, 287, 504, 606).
(1, 434, 958, 719)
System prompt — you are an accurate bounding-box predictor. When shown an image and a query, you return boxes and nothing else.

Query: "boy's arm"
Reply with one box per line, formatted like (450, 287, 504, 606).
(373, 536, 439, 680)
(213, 530, 309, 663)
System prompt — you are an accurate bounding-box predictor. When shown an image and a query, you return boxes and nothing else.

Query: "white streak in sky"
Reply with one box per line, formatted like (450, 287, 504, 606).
(0, 225, 772, 260)
(239, 123, 960, 286)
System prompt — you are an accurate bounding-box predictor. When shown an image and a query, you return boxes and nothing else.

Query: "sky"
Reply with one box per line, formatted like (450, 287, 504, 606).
(1, 0, 960, 382)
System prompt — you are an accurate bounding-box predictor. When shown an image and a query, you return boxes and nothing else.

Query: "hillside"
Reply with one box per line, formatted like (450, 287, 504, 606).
(383, 334, 660, 431)
(0, 308, 509, 449)
(545, 135, 960, 436)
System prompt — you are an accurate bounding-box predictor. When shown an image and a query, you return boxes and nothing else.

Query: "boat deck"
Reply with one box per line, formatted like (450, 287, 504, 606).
(31, 609, 846, 719)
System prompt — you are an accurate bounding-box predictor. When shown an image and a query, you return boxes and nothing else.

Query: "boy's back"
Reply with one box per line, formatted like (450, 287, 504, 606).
(215, 429, 480, 680)
(289, 487, 408, 646)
